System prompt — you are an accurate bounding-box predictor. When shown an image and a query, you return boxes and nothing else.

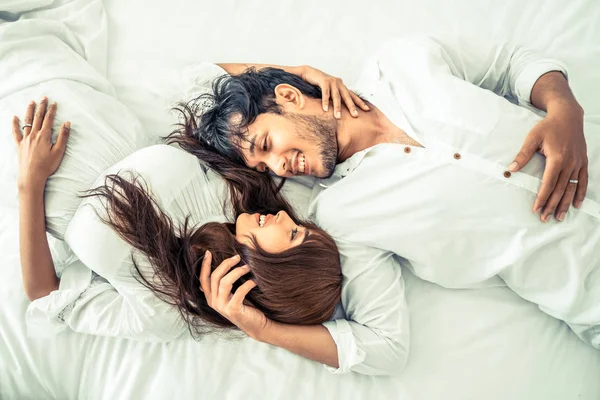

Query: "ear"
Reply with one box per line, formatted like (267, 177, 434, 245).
(274, 84, 305, 111)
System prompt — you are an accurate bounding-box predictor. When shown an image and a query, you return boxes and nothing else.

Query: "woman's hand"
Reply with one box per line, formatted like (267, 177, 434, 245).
(298, 65, 370, 119)
(13, 97, 70, 193)
(200, 251, 271, 340)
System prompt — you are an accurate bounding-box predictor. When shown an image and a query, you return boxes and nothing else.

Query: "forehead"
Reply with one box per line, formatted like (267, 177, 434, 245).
(233, 113, 292, 159)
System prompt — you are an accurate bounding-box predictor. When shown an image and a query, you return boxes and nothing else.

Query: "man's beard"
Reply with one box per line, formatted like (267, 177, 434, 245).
(287, 113, 338, 178)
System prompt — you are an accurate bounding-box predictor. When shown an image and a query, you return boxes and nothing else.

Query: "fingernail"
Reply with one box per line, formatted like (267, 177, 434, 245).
(365, 105, 371, 110)
(323, 105, 328, 112)
(335, 111, 341, 119)
(65, 121, 71, 129)
(353, 109, 358, 116)
(231, 254, 240, 260)
(575, 201, 582, 209)
(557, 212, 566, 221)
(29, 100, 35, 105)
(534, 207, 542, 214)
(508, 162, 518, 172)
(542, 214, 550, 223)
(41, 96, 47, 102)
(205, 250, 210, 257)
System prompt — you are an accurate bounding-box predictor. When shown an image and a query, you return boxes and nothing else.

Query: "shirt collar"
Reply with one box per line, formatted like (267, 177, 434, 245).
(317, 147, 373, 188)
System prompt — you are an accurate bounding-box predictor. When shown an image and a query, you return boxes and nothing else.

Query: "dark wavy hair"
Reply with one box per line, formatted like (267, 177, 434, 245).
(85, 174, 342, 336)
(185, 67, 322, 166)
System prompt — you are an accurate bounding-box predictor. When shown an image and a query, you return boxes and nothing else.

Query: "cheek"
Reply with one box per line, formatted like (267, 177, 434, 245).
(254, 227, 287, 253)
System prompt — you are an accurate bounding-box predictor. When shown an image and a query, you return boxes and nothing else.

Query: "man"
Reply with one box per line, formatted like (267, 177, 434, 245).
(191, 36, 600, 375)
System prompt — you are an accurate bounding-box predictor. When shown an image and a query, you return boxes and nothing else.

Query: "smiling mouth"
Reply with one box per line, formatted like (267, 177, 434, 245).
(295, 152, 306, 175)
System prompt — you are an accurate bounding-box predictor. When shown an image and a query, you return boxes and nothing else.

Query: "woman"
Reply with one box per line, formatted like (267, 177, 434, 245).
(13, 98, 343, 341)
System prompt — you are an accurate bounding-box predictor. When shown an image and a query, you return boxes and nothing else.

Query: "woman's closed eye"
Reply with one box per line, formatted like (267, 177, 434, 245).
(291, 227, 298, 241)
(262, 135, 268, 152)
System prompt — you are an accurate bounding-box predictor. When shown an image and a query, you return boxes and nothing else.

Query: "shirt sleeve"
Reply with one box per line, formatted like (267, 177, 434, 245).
(375, 35, 568, 108)
(63, 257, 188, 342)
(322, 240, 410, 376)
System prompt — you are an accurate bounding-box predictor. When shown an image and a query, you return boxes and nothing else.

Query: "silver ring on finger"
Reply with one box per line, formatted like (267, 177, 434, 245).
(569, 179, 579, 184)
(22, 123, 32, 129)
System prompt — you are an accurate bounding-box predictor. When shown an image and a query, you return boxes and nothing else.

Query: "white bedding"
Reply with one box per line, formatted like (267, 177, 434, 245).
(1, 0, 600, 399)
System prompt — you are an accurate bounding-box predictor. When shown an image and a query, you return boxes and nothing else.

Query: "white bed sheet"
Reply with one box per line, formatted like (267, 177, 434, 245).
(2, 0, 600, 399)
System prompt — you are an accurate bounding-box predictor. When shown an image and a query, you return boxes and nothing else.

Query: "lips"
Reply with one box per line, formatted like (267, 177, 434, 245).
(293, 151, 307, 175)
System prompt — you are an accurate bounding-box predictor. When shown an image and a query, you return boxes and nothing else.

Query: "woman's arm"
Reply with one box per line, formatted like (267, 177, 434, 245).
(18, 185, 58, 300)
(199, 252, 340, 367)
(216, 63, 370, 119)
(200, 248, 410, 375)
(258, 321, 339, 368)
(13, 98, 70, 301)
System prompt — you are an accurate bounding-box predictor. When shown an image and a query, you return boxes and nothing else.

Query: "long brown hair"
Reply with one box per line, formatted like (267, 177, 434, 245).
(85, 172, 342, 336)
(166, 101, 292, 219)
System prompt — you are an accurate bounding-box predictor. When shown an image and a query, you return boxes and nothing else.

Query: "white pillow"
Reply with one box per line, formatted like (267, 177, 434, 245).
(0, 3, 152, 239)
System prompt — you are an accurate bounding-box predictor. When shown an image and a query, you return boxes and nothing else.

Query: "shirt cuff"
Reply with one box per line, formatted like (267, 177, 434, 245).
(322, 319, 366, 374)
(25, 259, 92, 337)
(514, 60, 569, 107)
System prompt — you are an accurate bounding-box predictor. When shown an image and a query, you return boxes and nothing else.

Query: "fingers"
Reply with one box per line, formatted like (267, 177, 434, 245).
(509, 136, 540, 173)
(23, 101, 35, 137)
(231, 280, 258, 306)
(340, 87, 359, 117)
(533, 160, 561, 216)
(350, 91, 370, 112)
(540, 169, 568, 222)
(41, 102, 57, 136)
(12, 116, 23, 145)
(330, 82, 342, 119)
(574, 165, 588, 209)
(199, 250, 213, 296)
(210, 254, 241, 298)
(32, 96, 48, 132)
(51, 121, 71, 159)
(321, 85, 330, 112)
(217, 265, 251, 300)
(553, 171, 579, 222)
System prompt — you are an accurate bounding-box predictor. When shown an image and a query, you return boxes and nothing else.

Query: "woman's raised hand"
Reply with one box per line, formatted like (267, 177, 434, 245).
(298, 65, 370, 119)
(200, 251, 271, 340)
(12, 97, 70, 192)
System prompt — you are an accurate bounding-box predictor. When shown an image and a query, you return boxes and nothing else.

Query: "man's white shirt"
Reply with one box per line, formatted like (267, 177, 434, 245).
(309, 36, 600, 375)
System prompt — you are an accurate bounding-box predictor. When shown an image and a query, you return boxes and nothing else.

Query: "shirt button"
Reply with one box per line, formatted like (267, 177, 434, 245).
(453, 153, 461, 160)
(503, 171, 512, 178)
(404, 147, 411, 153)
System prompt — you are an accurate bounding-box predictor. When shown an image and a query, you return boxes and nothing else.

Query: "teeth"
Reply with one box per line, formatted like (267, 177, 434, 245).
(259, 215, 266, 227)
(298, 153, 305, 173)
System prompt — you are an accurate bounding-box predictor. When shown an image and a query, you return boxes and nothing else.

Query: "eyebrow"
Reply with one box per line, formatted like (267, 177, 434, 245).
(248, 134, 257, 157)
(301, 229, 311, 244)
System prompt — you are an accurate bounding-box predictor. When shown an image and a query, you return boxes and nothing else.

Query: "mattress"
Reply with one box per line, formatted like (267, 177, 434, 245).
(1, 0, 600, 399)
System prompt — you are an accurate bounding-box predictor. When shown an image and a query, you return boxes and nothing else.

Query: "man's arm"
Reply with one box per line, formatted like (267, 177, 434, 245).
(530, 71, 583, 116)
(216, 63, 369, 118)
(217, 63, 304, 77)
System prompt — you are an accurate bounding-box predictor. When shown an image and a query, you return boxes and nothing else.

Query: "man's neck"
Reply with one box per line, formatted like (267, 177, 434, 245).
(336, 103, 418, 162)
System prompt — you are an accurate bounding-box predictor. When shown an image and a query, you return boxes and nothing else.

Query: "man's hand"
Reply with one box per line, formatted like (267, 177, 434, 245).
(509, 107, 587, 222)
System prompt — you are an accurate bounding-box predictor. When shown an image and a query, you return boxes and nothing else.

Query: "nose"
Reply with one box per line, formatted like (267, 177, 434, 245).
(267, 154, 289, 177)
(276, 211, 290, 224)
